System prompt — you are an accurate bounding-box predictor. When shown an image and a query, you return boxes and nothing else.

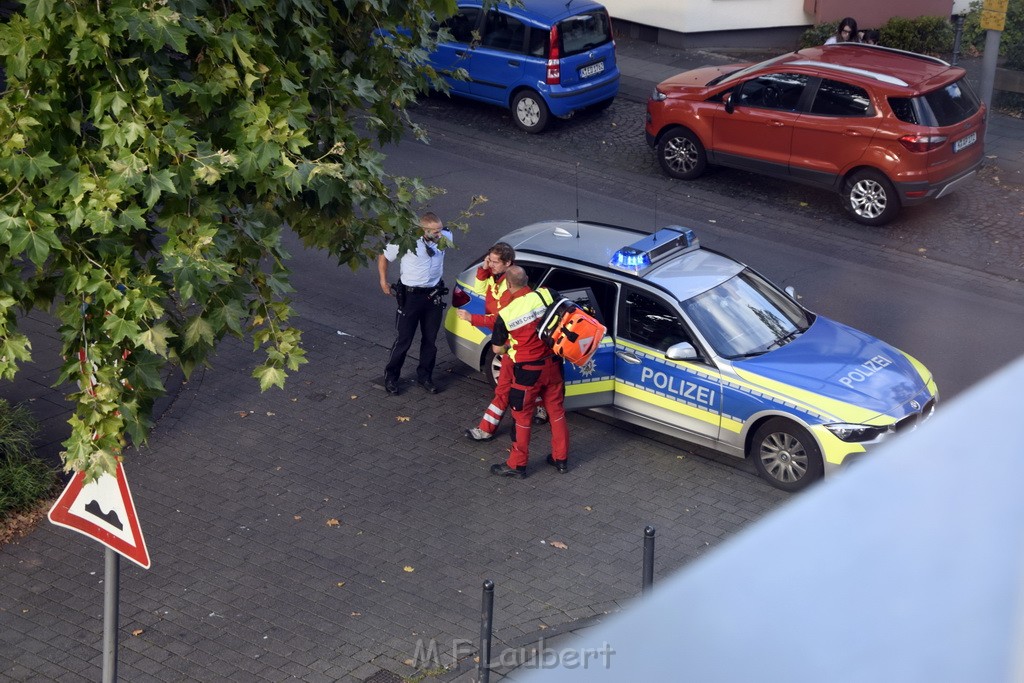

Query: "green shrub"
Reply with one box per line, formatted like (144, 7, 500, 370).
(880, 16, 954, 55)
(960, 0, 1024, 61)
(0, 399, 57, 520)
(800, 15, 954, 55)
(800, 20, 840, 48)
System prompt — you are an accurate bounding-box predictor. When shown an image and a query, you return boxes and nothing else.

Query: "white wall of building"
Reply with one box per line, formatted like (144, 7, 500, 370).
(600, 0, 813, 34)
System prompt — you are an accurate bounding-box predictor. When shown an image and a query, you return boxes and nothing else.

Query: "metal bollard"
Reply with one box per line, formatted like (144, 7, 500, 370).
(478, 579, 494, 683)
(642, 526, 656, 595)
(952, 14, 965, 66)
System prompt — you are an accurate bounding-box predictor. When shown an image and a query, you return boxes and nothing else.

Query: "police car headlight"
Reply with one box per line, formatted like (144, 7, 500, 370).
(824, 423, 889, 442)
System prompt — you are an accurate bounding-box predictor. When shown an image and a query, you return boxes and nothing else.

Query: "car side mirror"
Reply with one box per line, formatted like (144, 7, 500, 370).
(665, 342, 698, 361)
(723, 92, 734, 114)
(785, 285, 798, 300)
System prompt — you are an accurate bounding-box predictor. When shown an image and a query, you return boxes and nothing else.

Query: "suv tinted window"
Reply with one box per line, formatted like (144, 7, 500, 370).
(810, 79, 872, 117)
(481, 10, 527, 53)
(558, 11, 611, 56)
(889, 77, 981, 126)
(736, 73, 808, 111)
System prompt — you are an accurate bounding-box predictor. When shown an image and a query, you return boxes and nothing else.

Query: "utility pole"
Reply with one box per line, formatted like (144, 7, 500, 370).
(977, 0, 1008, 112)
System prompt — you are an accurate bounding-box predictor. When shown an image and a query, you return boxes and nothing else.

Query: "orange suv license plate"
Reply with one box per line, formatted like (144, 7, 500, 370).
(953, 131, 977, 153)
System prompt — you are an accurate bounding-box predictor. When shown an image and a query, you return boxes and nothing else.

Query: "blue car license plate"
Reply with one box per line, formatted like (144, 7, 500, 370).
(579, 62, 605, 79)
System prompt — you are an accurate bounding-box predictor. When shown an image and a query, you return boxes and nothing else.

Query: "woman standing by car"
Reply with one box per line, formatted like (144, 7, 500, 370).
(825, 17, 859, 44)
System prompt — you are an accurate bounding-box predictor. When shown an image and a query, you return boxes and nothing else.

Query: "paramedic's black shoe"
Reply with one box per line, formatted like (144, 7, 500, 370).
(546, 455, 568, 473)
(465, 428, 495, 442)
(418, 379, 439, 394)
(490, 463, 526, 478)
(384, 378, 399, 395)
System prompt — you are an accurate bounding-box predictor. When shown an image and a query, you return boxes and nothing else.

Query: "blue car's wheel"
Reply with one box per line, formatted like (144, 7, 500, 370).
(512, 90, 549, 133)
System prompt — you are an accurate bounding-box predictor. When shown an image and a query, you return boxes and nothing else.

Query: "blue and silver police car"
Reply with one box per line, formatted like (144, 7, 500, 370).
(444, 221, 937, 492)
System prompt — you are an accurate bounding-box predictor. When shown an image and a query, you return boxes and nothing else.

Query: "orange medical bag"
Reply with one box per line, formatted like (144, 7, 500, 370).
(538, 298, 606, 366)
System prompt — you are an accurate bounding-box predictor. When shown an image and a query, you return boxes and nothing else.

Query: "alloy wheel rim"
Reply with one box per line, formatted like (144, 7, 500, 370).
(850, 179, 887, 219)
(665, 137, 697, 173)
(759, 432, 808, 483)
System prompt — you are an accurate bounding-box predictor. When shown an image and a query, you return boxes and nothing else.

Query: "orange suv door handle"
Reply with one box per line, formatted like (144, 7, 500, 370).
(845, 130, 862, 136)
(769, 120, 785, 127)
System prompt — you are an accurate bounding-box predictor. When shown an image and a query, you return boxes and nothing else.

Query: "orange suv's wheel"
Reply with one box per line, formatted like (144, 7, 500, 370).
(656, 127, 707, 180)
(843, 169, 901, 226)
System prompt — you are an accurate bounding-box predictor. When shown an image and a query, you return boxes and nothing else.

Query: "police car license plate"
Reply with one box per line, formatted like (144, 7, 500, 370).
(580, 62, 604, 78)
(953, 131, 977, 153)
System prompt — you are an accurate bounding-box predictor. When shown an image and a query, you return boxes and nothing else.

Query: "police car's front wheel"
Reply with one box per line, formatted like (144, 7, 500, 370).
(751, 419, 823, 493)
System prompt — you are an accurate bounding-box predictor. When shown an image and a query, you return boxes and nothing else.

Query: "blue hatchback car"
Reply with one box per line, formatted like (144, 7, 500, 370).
(430, 0, 620, 133)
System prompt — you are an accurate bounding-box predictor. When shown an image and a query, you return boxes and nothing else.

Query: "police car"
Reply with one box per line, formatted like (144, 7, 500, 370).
(444, 221, 937, 491)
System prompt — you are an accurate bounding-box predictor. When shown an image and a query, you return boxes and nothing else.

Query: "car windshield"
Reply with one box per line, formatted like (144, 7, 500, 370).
(558, 11, 612, 56)
(889, 77, 981, 127)
(680, 270, 811, 359)
(717, 53, 793, 86)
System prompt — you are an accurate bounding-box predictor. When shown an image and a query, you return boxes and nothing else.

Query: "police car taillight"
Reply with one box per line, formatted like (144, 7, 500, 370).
(610, 226, 699, 273)
(452, 285, 470, 308)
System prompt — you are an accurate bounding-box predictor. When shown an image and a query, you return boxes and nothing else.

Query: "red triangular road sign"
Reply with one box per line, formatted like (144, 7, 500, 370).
(48, 462, 151, 569)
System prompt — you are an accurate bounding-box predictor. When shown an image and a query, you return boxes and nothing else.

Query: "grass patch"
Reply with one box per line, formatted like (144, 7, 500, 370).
(0, 399, 58, 541)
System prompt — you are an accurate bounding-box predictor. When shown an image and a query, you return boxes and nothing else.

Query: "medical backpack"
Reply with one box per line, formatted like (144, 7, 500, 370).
(537, 296, 606, 367)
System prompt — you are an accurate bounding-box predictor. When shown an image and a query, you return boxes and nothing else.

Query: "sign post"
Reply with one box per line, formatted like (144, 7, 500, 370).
(979, 0, 1008, 110)
(49, 462, 150, 682)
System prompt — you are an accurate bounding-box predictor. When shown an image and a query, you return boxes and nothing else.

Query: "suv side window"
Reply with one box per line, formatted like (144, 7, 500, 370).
(440, 8, 480, 44)
(736, 73, 809, 111)
(619, 287, 692, 354)
(540, 269, 616, 326)
(809, 79, 872, 117)
(481, 10, 527, 53)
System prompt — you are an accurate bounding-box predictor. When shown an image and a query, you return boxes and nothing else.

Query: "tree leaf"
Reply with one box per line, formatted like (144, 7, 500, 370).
(253, 364, 286, 392)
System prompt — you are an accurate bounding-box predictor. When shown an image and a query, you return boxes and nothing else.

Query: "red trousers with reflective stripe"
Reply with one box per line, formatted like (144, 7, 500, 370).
(506, 357, 568, 469)
(477, 354, 542, 435)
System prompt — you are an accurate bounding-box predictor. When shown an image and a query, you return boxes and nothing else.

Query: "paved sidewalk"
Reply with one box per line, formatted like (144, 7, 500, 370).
(2, 35, 1022, 683)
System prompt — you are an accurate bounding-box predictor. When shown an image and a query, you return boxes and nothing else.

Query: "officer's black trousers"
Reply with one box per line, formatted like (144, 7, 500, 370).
(384, 290, 444, 384)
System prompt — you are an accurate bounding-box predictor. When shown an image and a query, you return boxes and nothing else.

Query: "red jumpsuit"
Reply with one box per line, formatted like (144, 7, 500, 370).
(468, 266, 513, 436)
(491, 287, 569, 469)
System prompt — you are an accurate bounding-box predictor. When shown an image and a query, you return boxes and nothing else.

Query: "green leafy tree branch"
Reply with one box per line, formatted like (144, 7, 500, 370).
(0, 0, 469, 481)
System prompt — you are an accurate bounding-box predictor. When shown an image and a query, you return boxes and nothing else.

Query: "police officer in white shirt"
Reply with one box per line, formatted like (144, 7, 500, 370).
(377, 212, 452, 395)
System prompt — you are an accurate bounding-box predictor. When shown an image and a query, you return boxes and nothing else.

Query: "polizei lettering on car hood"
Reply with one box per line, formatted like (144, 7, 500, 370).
(733, 317, 928, 415)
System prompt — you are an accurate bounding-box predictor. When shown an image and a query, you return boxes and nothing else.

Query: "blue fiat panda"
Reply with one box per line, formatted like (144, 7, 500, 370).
(430, 0, 620, 133)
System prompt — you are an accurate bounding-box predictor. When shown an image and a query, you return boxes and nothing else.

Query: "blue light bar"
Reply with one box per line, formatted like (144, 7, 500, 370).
(610, 247, 651, 270)
(609, 226, 699, 272)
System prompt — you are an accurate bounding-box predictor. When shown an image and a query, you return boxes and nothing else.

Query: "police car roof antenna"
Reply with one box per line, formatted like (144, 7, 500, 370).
(654, 194, 659, 240)
(574, 162, 581, 239)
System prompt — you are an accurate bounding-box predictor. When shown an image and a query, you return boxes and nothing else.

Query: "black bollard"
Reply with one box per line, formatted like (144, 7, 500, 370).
(478, 579, 495, 683)
(642, 526, 655, 595)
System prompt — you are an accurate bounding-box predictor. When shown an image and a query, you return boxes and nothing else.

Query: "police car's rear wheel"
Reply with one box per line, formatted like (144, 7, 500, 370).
(483, 347, 502, 388)
(751, 418, 823, 492)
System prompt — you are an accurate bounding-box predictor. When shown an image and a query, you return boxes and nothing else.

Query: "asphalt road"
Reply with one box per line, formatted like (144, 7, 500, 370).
(290, 115, 1024, 402)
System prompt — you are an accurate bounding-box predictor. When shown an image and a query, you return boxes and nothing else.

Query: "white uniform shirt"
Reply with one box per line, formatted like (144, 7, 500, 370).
(382, 230, 452, 287)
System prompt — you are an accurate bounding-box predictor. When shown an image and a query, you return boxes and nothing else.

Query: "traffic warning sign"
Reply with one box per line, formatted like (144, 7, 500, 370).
(48, 462, 151, 569)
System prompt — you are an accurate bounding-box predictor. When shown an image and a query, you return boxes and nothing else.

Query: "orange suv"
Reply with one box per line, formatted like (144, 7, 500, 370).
(645, 45, 987, 225)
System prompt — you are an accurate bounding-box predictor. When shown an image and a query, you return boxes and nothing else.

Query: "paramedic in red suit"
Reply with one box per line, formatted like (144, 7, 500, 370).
(456, 243, 517, 441)
(488, 266, 570, 478)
